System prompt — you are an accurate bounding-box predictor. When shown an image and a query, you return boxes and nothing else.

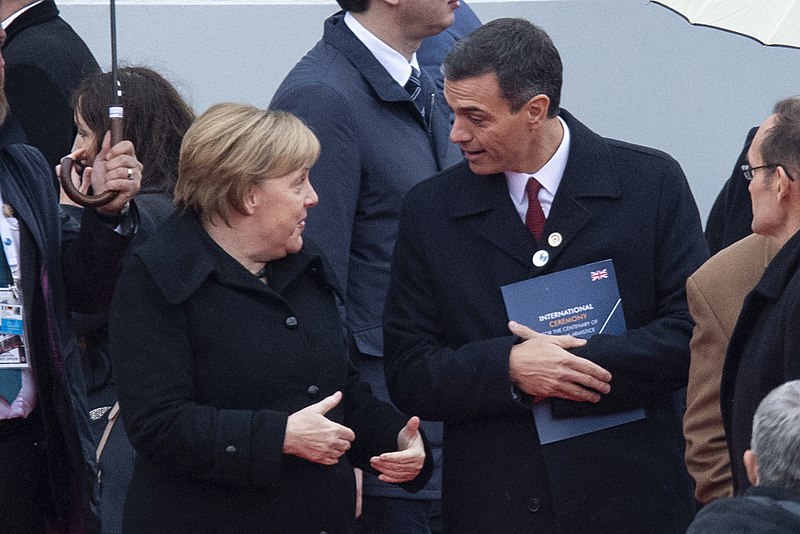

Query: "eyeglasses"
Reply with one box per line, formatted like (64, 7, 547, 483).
(741, 163, 796, 181)
(741, 163, 777, 181)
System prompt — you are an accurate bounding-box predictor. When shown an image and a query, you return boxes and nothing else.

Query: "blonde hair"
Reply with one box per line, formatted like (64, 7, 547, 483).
(175, 102, 320, 224)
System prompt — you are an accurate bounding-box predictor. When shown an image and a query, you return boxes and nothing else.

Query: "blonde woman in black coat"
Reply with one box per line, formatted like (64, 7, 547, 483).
(109, 103, 430, 534)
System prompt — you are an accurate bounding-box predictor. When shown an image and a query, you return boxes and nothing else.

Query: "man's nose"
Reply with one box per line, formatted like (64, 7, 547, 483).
(450, 117, 469, 144)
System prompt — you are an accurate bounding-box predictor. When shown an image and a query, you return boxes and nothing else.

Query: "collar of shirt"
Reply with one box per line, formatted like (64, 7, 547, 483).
(344, 11, 420, 87)
(2, 0, 44, 29)
(506, 115, 571, 222)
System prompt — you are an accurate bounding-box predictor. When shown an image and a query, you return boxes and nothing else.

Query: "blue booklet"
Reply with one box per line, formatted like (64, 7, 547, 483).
(501, 259, 646, 444)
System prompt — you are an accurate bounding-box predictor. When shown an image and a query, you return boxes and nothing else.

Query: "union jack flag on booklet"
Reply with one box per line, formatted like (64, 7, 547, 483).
(501, 259, 646, 444)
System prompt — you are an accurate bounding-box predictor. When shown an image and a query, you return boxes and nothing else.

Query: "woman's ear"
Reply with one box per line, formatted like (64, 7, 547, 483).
(243, 184, 260, 215)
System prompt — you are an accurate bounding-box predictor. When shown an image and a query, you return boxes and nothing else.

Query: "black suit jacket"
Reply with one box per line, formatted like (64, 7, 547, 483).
(384, 110, 709, 533)
(704, 127, 757, 255)
(3, 0, 100, 172)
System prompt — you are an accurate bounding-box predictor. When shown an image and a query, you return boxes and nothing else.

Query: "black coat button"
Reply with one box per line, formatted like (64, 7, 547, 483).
(307, 385, 320, 399)
(527, 497, 540, 512)
(225, 445, 237, 456)
(285, 316, 298, 329)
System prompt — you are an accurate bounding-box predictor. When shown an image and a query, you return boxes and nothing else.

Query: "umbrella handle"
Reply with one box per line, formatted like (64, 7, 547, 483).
(59, 109, 123, 208)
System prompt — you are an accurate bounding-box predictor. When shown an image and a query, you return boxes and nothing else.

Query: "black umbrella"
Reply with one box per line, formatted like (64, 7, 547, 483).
(59, 0, 122, 207)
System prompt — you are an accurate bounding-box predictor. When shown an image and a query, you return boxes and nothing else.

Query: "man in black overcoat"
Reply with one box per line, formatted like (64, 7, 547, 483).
(1, 0, 100, 172)
(721, 96, 800, 496)
(383, 18, 708, 533)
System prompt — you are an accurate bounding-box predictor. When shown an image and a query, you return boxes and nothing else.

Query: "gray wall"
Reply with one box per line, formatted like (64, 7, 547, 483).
(58, 0, 800, 224)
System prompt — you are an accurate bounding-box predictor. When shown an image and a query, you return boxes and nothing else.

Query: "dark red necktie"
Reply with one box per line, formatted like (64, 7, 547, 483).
(525, 177, 546, 241)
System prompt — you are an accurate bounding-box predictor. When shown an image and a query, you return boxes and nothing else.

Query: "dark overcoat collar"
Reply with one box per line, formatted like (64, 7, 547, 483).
(4, 0, 59, 46)
(139, 211, 341, 306)
(447, 109, 622, 272)
(748, 228, 800, 301)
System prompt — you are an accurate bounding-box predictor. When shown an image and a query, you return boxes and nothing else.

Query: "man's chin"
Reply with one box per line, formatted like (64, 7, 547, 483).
(465, 159, 497, 176)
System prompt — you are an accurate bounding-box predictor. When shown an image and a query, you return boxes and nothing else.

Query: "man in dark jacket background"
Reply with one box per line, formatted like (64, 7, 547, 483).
(270, 1, 463, 532)
(0, 0, 100, 173)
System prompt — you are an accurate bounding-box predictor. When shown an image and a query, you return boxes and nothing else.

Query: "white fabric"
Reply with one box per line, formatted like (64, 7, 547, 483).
(344, 12, 421, 87)
(652, 0, 800, 48)
(1, 0, 44, 29)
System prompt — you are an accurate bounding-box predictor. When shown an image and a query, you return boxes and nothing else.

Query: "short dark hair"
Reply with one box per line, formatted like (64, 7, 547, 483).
(72, 66, 195, 192)
(760, 96, 800, 181)
(336, 0, 369, 12)
(443, 18, 562, 117)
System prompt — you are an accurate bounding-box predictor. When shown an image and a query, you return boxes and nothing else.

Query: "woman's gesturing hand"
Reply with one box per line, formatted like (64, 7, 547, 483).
(283, 391, 355, 465)
(370, 416, 425, 483)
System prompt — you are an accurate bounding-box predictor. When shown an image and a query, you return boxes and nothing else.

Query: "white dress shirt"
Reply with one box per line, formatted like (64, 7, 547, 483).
(2, 0, 44, 28)
(344, 12, 420, 87)
(506, 116, 571, 222)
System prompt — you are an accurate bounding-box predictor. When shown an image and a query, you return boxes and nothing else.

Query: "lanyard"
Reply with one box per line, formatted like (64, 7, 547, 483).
(0, 201, 20, 284)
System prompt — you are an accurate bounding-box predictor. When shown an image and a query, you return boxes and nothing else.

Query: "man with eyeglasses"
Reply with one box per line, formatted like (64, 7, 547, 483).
(713, 96, 800, 497)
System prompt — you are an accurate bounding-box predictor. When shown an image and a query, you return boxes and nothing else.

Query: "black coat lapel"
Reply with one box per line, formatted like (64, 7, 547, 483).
(538, 111, 621, 271)
(449, 165, 536, 269)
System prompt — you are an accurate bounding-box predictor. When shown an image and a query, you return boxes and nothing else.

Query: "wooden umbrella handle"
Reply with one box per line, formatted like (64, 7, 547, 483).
(59, 110, 124, 208)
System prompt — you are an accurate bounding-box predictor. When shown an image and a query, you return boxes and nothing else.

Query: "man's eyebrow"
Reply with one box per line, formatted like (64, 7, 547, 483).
(457, 105, 487, 114)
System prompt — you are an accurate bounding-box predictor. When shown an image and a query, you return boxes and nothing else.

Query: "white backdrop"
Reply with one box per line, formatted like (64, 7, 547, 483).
(56, 0, 800, 223)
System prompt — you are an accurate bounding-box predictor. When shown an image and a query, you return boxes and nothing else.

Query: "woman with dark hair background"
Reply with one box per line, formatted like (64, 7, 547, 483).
(60, 65, 194, 534)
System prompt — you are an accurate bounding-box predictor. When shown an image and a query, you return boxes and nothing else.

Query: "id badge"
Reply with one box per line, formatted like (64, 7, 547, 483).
(0, 286, 27, 368)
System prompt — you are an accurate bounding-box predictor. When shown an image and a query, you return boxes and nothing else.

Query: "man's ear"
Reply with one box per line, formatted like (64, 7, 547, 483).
(524, 94, 551, 128)
(744, 449, 759, 487)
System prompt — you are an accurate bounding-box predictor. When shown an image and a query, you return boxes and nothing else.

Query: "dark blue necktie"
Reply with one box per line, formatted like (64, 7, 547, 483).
(404, 67, 427, 119)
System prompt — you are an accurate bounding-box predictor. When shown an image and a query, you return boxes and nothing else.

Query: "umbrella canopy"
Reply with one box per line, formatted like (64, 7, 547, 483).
(652, 0, 800, 49)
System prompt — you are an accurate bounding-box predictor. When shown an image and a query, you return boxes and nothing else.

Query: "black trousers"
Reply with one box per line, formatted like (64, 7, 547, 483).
(0, 410, 47, 534)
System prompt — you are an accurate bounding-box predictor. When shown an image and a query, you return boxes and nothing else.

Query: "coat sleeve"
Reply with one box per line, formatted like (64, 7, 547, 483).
(683, 274, 734, 503)
(61, 205, 134, 313)
(383, 194, 525, 422)
(342, 362, 433, 492)
(270, 82, 360, 292)
(109, 255, 289, 487)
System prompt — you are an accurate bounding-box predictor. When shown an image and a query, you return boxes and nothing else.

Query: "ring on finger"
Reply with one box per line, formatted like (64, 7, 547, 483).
(127, 167, 133, 179)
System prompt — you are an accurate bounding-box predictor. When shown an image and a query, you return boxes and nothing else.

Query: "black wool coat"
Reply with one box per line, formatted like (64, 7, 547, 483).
(109, 211, 431, 534)
(3, 0, 100, 171)
(687, 485, 800, 533)
(721, 228, 800, 494)
(384, 110, 708, 533)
